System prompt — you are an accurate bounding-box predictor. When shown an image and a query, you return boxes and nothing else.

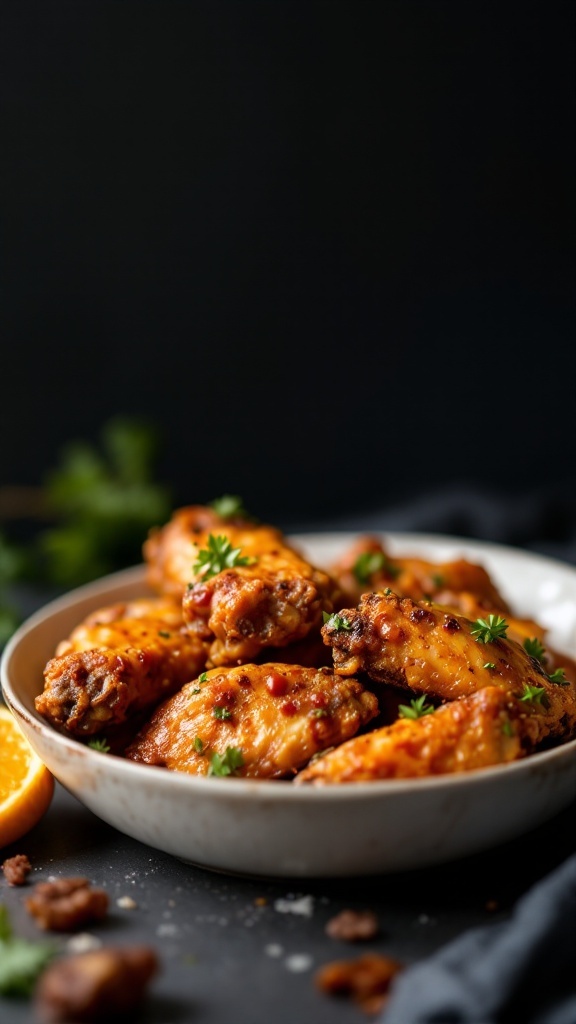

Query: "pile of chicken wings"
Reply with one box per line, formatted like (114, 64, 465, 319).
(35, 501, 576, 783)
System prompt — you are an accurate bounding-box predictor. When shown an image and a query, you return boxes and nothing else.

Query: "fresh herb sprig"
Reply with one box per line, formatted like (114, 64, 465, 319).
(0, 906, 55, 996)
(353, 551, 399, 585)
(322, 612, 352, 631)
(208, 747, 245, 777)
(87, 738, 110, 753)
(519, 683, 547, 706)
(209, 495, 252, 520)
(398, 695, 435, 719)
(470, 615, 509, 644)
(523, 637, 546, 662)
(193, 535, 254, 580)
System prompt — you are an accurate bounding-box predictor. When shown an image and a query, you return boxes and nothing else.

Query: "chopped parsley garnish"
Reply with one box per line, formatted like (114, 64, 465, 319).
(384, 587, 393, 596)
(548, 668, 569, 686)
(398, 695, 435, 719)
(209, 495, 251, 520)
(87, 738, 110, 753)
(158, 630, 171, 639)
(483, 662, 496, 671)
(322, 612, 352, 631)
(198, 672, 208, 683)
(312, 709, 329, 718)
(0, 906, 55, 996)
(523, 637, 546, 662)
(193, 737, 205, 754)
(431, 574, 445, 589)
(208, 746, 245, 777)
(193, 534, 255, 580)
(213, 706, 232, 721)
(502, 719, 515, 737)
(470, 614, 509, 644)
(519, 683, 547, 705)
(353, 550, 399, 584)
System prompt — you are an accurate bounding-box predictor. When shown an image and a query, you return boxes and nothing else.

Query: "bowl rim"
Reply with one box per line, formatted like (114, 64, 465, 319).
(2, 531, 576, 803)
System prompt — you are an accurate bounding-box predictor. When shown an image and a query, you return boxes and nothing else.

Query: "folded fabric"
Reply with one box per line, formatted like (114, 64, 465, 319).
(381, 853, 576, 1024)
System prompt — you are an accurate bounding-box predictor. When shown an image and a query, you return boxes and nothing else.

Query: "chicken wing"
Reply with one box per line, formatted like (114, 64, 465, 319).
(126, 663, 379, 778)
(322, 590, 576, 747)
(35, 597, 208, 737)
(296, 686, 526, 783)
(145, 504, 342, 665)
(331, 535, 511, 611)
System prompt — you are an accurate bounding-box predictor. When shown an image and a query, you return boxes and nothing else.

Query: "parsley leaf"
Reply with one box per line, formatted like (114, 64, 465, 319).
(198, 672, 208, 684)
(312, 709, 329, 718)
(209, 495, 251, 520)
(193, 535, 254, 580)
(87, 738, 110, 753)
(158, 630, 171, 639)
(502, 719, 515, 737)
(519, 683, 547, 705)
(431, 573, 445, 589)
(322, 612, 352, 631)
(193, 737, 205, 754)
(213, 706, 232, 721)
(0, 906, 55, 996)
(353, 551, 399, 585)
(398, 695, 435, 719)
(523, 637, 546, 662)
(208, 747, 245, 777)
(483, 662, 496, 670)
(470, 615, 509, 644)
(548, 668, 569, 686)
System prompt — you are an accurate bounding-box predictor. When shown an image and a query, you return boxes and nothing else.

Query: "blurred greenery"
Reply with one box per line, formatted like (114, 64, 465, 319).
(0, 417, 172, 646)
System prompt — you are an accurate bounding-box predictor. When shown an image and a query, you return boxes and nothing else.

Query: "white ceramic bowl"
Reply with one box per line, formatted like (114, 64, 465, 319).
(2, 533, 576, 878)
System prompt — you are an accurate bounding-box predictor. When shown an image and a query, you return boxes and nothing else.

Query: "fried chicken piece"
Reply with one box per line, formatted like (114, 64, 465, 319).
(35, 946, 158, 1023)
(126, 663, 379, 778)
(35, 597, 208, 737)
(146, 505, 342, 665)
(297, 686, 528, 783)
(331, 535, 510, 612)
(323, 591, 576, 747)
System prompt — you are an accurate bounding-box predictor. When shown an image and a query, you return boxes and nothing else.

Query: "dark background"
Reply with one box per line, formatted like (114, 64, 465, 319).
(1, 1, 574, 535)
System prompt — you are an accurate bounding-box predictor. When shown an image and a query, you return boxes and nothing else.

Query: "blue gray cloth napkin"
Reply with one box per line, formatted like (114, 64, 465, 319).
(381, 853, 576, 1024)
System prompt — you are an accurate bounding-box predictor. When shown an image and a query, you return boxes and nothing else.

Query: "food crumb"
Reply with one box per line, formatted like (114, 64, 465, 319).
(325, 909, 379, 942)
(117, 895, 138, 910)
(264, 943, 284, 958)
(2, 853, 32, 886)
(66, 932, 103, 954)
(285, 953, 313, 973)
(254, 896, 267, 906)
(274, 894, 314, 917)
(25, 877, 109, 932)
(315, 952, 404, 1015)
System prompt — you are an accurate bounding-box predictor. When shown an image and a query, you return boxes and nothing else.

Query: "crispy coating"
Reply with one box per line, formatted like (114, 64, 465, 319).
(35, 598, 208, 737)
(35, 945, 158, 1023)
(25, 877, 109, 931)
(2, 853, 32, 885)
(147, 505, 342, 664)
(126, 663, 379, 778)
(297, 686, 528, 782)
(331, 535, 510, 612)
(323, 591, 576, 746)
(315, 952, 404, 1015)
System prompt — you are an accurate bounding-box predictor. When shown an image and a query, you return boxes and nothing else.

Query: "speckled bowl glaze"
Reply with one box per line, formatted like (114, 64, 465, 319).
(2, 533, 576, 878)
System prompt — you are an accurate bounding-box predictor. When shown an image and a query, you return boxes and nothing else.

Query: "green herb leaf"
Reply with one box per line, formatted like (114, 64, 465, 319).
(312, 709, 329, 718)
(209, 495, 251, 520)
(158, 630, 171, 639)
(523, 637, 546, 662)
(502, 719, 515, 737)
(431, 573, 445, 589)
(193, 535, 255, 580)
(353, 551, 399, 585)
(519, 683, 547, 705)
(87, 738, 110, 753)
(322, 612, 352, 631)
(198, 672, 208, 684)
(0, 906, 55, 996)
(548, 668, 569, 686)
(208, 747, 244, 777)
(398, 695, 435, 719)
(213, 706, 232, 721)
(193, 737, 205, 754)
(483, 662, 496, 671)
(470, 615, 509, 644)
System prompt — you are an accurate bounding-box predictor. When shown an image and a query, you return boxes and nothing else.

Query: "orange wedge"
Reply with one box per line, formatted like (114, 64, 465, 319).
(0, 705, 54, 849)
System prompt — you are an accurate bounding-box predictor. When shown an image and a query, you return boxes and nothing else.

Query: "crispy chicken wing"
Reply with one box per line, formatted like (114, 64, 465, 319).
(145, 505, 342, 665)
(323, 591, 576, 747)
(297, 686, 527, 782)
(331, 535, 510, 612)
(126, 663, 379, 778)
(35, 598, 208, 737)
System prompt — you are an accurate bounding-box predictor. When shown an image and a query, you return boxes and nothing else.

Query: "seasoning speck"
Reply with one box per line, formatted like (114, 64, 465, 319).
(274, 895, 314, 917)
(285, 953, 313, 973)
(116, 895, 138, 910)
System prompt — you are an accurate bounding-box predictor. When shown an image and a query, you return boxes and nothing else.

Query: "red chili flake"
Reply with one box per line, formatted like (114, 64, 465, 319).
(310, 692, 327, 708)
(281, 700, 298, 717)
(265, 671, 289, 697)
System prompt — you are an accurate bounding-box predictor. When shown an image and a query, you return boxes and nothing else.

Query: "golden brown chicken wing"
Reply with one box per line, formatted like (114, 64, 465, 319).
(145, 504, 342, 665)
(126, 663, 379, 778)
(322, 590, 576, 747)
(35, 597, 208, 737)
(331, 535, 510, 611)
(296, 686, 527, 782)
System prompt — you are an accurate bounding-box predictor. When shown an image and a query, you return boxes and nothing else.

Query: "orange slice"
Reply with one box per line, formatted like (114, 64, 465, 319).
(0, 705, 54, 849)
